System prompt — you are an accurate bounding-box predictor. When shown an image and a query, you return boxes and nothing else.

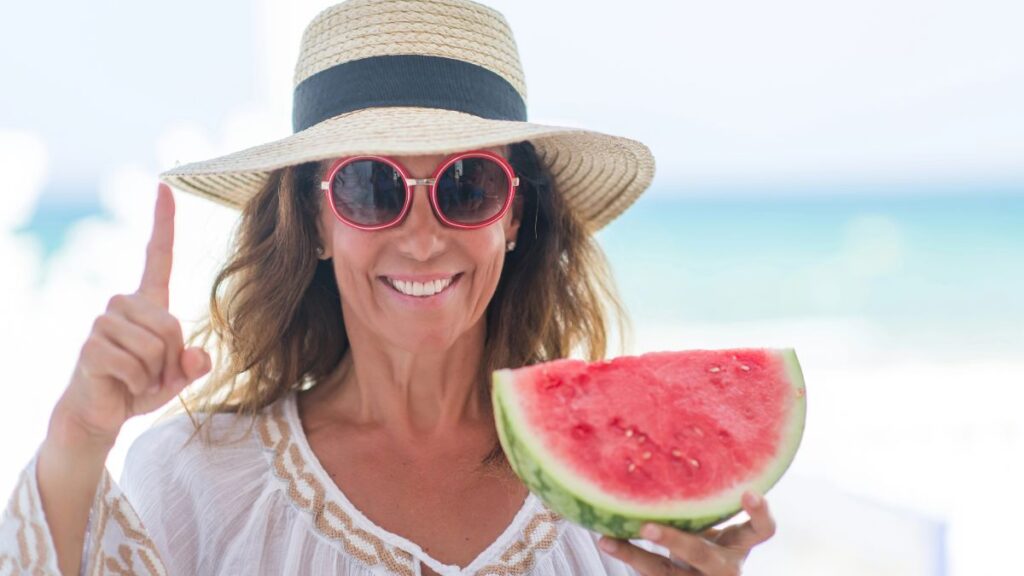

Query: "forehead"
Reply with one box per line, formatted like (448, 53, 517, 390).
(317, 144, 510, 175)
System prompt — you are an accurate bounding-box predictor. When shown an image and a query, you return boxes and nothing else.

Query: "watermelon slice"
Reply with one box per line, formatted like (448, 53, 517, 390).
(492, 348, 806, 538)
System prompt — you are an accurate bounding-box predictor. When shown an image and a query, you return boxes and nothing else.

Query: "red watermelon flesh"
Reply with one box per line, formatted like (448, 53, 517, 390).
(492, 348, 806, 537)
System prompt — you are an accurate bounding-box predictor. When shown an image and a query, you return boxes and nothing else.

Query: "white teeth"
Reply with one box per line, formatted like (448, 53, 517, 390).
(388, 276, 454, 297)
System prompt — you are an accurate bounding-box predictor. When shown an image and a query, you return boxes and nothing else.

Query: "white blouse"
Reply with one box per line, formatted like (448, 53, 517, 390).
(1, 391, 671, 575)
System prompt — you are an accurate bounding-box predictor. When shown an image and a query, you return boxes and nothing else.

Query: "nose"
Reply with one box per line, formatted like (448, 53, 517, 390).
(392, 181, 447, 261)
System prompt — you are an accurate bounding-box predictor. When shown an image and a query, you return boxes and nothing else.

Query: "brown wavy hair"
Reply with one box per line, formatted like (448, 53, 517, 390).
(166, 140, 631, 466)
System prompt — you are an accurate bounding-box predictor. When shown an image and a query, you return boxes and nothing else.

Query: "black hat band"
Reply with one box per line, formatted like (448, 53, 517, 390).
(292, 54, 528, 133)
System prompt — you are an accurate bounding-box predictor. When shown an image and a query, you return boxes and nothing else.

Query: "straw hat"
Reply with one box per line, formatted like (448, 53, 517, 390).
(159, 0, 656, 231)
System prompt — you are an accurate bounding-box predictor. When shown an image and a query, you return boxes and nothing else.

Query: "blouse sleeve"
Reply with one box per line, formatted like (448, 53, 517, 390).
(0, 447, 168, 576)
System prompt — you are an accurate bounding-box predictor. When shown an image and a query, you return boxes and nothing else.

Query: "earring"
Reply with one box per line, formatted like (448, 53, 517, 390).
(505, 240, 516, 252)
(316, 246, 325, 258)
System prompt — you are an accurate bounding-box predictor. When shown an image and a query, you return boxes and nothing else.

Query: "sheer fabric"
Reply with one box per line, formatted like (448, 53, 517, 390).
(1, 391, 669, 575)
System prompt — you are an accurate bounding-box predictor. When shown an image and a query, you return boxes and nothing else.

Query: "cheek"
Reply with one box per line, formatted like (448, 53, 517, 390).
(470, 232, 510, 298)
(330, 230, 378, 290)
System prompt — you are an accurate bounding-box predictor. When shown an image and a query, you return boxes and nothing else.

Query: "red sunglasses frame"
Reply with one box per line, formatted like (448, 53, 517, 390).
(320, 149, 520, 231)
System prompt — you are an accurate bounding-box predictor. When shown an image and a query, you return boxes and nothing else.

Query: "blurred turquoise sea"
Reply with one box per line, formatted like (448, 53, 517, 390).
(18, 189, 1024, 361)
(599, 190, 1024, 361)
(602, 190, 1019, 344)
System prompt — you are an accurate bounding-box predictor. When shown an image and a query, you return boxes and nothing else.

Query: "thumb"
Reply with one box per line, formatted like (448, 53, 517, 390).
(180, 347, 211, 382)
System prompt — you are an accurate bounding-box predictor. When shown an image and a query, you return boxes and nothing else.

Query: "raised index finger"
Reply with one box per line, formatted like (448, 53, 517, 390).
(137, 183, 174, 308)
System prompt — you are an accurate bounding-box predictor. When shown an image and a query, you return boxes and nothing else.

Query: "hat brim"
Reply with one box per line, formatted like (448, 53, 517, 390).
(159, 106, 655, 231)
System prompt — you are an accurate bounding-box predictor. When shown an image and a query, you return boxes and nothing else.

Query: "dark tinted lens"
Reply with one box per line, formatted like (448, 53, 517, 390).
(436, 157, 510, 225)
(330, 160, 406, 226)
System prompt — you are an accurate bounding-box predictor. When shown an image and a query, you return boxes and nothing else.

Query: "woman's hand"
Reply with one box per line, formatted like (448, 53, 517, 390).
(38, 183, 211, 576)
(51, 183, 211, 449)
(597, 491, 776, 576)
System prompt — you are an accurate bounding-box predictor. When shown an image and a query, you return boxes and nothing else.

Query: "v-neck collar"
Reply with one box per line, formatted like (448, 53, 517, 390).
(254, 391, 565, 575)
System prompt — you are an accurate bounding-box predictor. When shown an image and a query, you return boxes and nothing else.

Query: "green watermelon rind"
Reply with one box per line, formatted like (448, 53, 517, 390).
(492, 348, 807, 539)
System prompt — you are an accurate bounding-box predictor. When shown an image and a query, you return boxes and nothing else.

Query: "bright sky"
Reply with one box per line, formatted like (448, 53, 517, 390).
(1, 0, 1022, 197)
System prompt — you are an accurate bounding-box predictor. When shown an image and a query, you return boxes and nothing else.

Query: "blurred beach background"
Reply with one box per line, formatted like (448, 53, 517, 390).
(2, 1, 1021, 574)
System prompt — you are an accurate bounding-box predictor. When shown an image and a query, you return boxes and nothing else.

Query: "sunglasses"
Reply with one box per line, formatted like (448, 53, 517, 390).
(320, 149, 519, 231)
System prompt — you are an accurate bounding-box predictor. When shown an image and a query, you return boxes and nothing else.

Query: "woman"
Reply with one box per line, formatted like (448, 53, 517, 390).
(0, 0, 777, 574)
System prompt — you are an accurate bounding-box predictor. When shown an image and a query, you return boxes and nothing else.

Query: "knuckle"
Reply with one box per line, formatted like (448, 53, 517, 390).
(77, 340, 107, 381)
(687, 540, 711, 564)
(81, 334, 104, 358)
(613, 542, 633, 562)
(128, 361, 150, 391)
(92, 314, 110, 333)
(141, 336, 165, 362)
(106, 293, 128, 312)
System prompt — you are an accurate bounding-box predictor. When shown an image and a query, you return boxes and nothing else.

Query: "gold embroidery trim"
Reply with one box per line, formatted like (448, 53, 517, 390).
(475, 510, 563, 575)
(0, 554, 20, 575)
(85, 469, 167, 576)
(255, 398, 567, 575)
(257, 401, 416, 576)
(2, 456, 54, 574)
(1, 455, 168, 576)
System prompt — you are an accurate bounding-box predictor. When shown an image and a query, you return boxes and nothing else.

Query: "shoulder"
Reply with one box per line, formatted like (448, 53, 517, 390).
(120, 403, 273, 499)
(126, 408, 256, 462)
(111, 405, 279, 575)
(135, 406, 261, 447)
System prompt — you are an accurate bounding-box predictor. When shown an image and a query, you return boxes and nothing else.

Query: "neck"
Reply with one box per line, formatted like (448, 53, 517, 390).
(310, 315, 492, 442)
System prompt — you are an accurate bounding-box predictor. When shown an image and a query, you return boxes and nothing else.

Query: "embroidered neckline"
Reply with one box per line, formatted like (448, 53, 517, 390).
(254, 392, 565, 575)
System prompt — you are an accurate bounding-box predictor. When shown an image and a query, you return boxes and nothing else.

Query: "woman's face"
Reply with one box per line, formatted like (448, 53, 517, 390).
(317, 146, 522, 353)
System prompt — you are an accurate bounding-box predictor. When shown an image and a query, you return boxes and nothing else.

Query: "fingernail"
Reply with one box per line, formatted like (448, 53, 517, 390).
(599, 538, 618, 553)
(641, 524, 662, 541)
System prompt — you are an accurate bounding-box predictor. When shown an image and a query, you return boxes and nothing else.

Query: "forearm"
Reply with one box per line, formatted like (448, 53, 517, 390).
(37, 402, 115, 576)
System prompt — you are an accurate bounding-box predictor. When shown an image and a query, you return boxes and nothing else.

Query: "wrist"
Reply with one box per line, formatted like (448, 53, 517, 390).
(46, 400, 118, 456)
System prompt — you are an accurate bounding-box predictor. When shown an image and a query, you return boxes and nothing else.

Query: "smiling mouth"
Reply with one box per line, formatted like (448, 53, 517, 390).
(382, 273, 462, 298)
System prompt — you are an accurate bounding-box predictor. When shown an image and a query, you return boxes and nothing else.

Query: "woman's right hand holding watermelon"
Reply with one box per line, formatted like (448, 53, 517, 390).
(598, 491, 777, 575)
